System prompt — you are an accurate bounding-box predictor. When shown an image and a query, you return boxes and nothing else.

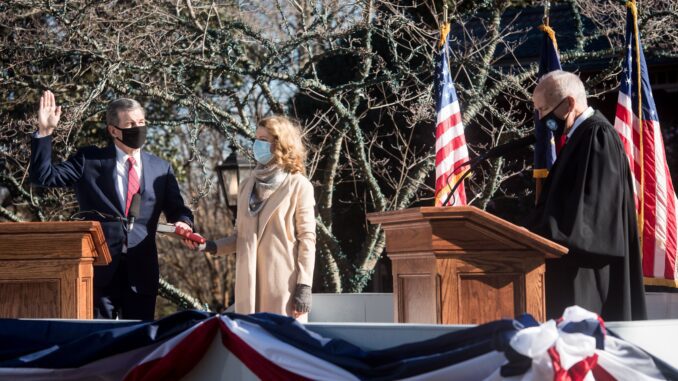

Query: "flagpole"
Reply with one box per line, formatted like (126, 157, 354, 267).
(439, 4, 450, 49)
(534, 1, 552, 203)
(628, 0, 645, 241)
(434, 4, 448, 206)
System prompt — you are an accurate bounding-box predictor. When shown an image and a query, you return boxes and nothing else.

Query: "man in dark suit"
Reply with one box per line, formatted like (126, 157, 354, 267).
(30, 90, 194, 321)
(530, 71, 646, 321)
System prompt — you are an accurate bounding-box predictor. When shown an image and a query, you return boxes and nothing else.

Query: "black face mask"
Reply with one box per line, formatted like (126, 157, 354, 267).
(540, 99, 569, 138)
(112, 125, 147, 149)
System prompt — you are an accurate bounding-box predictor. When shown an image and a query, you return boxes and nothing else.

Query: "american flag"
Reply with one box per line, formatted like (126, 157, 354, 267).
(434, 26, 469, 206)
(613, 2, 678, 286)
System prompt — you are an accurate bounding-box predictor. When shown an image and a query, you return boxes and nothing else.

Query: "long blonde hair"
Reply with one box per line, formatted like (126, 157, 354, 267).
(258, 116, 307, 175)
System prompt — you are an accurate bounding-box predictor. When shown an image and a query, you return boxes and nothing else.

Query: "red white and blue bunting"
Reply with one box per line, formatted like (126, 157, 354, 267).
(0, 306, 670, 380)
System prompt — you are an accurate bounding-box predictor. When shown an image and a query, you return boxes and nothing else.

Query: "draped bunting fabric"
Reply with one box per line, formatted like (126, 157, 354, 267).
(0, 306, 671, 380)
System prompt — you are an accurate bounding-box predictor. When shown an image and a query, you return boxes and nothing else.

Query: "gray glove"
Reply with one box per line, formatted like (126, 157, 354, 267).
(201, 240, 217, 254)
(293, 284, 311, 313)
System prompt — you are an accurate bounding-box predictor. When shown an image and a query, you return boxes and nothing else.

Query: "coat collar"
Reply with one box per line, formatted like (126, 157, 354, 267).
(102, 144, 124, 216)
(239, 173, 293, 237)
(139, 150, 149, 195)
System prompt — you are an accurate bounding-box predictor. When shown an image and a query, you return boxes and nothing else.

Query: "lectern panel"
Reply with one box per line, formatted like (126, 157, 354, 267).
(458, 273, 523, 324)
(397, 274, 437, 324)
(0, 280, 59, 318)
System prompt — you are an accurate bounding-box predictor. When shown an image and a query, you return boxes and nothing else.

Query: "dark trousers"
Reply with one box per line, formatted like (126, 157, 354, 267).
(94, 257, 156, 321)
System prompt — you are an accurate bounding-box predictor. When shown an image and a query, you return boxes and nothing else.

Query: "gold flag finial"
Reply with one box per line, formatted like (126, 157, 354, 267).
(439, 3, 451, 48)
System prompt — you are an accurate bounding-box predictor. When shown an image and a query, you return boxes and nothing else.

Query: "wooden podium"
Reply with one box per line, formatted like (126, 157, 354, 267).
(0, 221, 111, 319)
(367, 206, 567, 324)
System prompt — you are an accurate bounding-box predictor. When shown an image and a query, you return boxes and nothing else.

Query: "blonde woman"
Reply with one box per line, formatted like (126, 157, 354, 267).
(195, 116, 316, 321)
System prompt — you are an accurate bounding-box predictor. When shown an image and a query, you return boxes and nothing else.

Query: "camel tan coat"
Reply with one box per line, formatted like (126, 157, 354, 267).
(214, 173, 316, 319)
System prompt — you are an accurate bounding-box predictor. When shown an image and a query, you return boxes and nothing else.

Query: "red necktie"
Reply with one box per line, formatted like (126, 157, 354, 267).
(125, 156, 140, 216)
(555, 135, 567, 155)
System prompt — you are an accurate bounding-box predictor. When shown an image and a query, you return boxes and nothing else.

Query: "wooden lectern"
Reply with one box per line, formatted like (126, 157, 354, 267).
(0, 221, 111, 319)
(367, 206, 567, 324)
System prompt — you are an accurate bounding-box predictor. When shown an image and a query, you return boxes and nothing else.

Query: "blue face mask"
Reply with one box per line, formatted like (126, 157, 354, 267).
(253, 139, 273, 165)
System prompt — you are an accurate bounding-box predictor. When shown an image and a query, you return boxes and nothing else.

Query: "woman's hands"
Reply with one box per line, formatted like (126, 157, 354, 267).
(183, 232, 217, 253)
(292, 284, 311, 319)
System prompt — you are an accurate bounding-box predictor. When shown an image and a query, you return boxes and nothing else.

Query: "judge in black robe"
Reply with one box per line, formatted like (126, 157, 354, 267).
(530, 71, 646, 321)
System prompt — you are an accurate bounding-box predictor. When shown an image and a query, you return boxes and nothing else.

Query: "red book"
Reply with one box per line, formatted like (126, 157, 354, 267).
(156, 223, 205, 244)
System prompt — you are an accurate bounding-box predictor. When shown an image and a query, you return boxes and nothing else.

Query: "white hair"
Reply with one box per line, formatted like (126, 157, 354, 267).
(535, 70, 588, 107)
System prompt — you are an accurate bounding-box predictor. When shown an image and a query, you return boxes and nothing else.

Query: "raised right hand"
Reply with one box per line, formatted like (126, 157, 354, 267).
(37, 90, 62, 137)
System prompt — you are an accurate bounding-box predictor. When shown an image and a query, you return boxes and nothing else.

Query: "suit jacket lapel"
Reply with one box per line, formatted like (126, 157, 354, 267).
(139, 151, 150, 195)
(101, 144, 125, 217)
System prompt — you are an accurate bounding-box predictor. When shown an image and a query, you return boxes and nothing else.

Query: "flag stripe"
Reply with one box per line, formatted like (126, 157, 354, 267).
(218, 319, 311, 381)
(643, 118, 658, 277)
(436, 102, 461, 126)
(665, 181, 677, 280)
(652, 121, 668, 278)
(219, 317, 359, 381)
(436, 156, 469, 187)
(435, 118, 465, 153)
(124, 318, 218, 381)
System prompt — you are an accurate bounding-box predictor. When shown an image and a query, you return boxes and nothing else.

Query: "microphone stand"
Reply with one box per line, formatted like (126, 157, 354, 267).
(439, 134, 537, 206)
(70, 210, 129, 231)
(439, 152, 486, 207)
(442, 164, 474, 207)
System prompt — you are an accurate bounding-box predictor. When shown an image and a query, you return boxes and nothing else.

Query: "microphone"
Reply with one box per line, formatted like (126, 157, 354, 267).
(442, 135, 537, 206)
(482, 135, 536, 161)
(128, 193, 141, 231)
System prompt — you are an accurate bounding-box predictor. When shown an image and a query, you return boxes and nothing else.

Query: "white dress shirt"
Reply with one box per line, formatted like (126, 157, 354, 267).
(566, 106, 595, 140)
(114, 145, 143, 212)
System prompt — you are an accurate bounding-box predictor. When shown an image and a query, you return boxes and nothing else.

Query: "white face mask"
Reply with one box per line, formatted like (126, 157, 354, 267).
(253, 139, 273, 165)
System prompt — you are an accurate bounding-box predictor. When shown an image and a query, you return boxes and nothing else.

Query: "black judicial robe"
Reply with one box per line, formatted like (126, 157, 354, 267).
(530, 110, 647, 321)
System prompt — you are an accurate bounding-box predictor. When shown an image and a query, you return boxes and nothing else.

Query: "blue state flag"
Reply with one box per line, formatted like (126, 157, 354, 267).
(533, 24, 562, 179)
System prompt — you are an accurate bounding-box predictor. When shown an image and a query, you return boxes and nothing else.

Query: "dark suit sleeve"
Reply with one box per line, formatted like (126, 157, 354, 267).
(161, 164, 194, 227)
(30, 135, 85, 187)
